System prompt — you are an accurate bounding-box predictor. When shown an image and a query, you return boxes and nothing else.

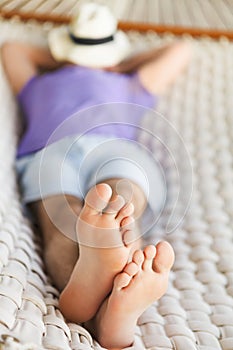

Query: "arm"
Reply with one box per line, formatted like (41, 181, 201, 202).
(1, 42, 63, 94)
(109, 41, 192, 95)
(108, 44, 173, 74)
(137, 41, 192, 95)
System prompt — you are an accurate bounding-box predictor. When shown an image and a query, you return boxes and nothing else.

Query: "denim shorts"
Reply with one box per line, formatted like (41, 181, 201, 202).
(16, 134, 166, 230)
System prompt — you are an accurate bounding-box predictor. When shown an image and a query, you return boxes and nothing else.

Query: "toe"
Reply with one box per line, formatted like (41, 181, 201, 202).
(84, 183, 112, 215)
(122, 229, 138, 247)
(104, 195, 125, 215)
(121, 215, 135, 246)
(113, 272, 131, 291)
(120, 216, 134, 232)
(153, 241, 175, 273)
(115, 202, 134, 222)
(132, 249, 144, 268)
(142, 245, 156, 270)
(123, 262, 139, 277)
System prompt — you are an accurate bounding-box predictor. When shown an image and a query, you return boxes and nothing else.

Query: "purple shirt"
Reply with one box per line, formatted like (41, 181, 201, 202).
(17, 65, 156, 157)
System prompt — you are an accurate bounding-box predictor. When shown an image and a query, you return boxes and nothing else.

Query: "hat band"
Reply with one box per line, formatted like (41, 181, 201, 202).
(69, 32, 114, 45)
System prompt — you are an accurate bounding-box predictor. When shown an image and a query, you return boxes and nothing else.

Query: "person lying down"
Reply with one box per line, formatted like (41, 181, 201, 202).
(2, 2, 192, 348)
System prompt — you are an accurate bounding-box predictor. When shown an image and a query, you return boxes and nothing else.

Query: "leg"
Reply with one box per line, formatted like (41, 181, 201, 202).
(138, 41, 192, 95)
(86, 241, 175, 349)
(30, 194, 82, 291)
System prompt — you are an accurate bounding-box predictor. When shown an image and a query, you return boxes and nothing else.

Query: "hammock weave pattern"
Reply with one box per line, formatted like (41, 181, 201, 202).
(0, 19, 233, 350)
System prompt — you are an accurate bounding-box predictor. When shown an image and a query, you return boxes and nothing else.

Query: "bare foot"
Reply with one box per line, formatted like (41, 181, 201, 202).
(59, 183, 137, 323)
(88, 241, 175, 349)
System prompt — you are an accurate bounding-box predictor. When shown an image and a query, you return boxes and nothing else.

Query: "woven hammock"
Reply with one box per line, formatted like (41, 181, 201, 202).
(0, 4, 233, 350)
(1, 0, 233, 39)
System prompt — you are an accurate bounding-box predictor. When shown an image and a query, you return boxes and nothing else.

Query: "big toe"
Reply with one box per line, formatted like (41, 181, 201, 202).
(153, 241, 175, 273)
(84, 183, 112, 215)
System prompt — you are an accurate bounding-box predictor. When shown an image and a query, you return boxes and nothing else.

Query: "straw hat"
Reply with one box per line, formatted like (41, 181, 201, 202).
(48, 2, 131, 68)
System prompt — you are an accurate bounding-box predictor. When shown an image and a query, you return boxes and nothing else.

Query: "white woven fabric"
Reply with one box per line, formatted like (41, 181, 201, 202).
(1, 0, 233, 30)
(0, 19, 233, 350)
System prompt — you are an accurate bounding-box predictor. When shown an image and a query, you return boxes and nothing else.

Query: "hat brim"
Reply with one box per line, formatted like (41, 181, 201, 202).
(48, 26, 131, 68)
